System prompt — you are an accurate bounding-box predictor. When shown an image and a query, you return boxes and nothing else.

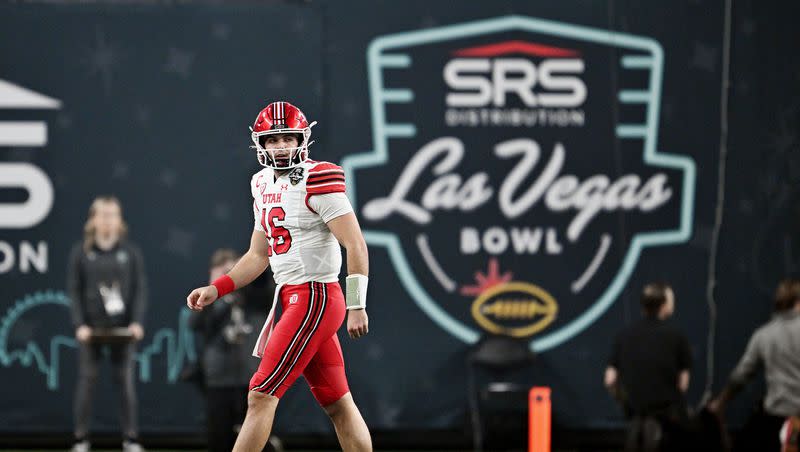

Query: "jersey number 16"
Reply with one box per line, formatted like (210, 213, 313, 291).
(261, 207, 292, 256)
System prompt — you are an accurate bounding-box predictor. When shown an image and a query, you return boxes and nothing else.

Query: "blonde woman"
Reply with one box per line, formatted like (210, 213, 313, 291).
(67, 196, 147, 452)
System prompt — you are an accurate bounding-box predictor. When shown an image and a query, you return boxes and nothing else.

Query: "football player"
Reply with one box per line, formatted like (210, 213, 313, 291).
(187, 101, 372, 452)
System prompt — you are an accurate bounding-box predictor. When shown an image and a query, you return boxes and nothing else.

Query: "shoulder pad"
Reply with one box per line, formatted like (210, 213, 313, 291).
(307, 162, 345, 194)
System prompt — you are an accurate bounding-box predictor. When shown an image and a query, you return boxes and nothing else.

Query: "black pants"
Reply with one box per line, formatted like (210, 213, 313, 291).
(74, 342, 137, 440)
(733, 410, 786, 452)
(206, 386, 248, 452)
(625, 404, 690, 452)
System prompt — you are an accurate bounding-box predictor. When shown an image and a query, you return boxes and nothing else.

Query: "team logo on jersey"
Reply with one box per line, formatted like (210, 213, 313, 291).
(256, 175, 267, 194)
(288, 167, 304, 185)
(343, 16, 696, 352)
(289, 293, 299, 304)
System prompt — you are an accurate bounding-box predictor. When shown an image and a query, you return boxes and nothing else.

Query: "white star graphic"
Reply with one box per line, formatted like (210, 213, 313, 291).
(165, 227, 195, 258)
(111, 161, 129, 180)
(268, 72, 288, 89)
(84, 28, 121, 96)
(212, 23, 231, 40)
(214, 202, 231, 221)
(691, 42, 717, 73)
(163, 47, 195, 79)
(135, 105, 151, 124)
(160, 168, 178, 188)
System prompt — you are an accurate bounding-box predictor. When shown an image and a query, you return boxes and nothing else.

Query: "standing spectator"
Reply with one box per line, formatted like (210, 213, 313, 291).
(67, 196, 147, 452)
(190, 248, 271, 452)
(604, 282, 692, 451)
(710, 278, 800, 452)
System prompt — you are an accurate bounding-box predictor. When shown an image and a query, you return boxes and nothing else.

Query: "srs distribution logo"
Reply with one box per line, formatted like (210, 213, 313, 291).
(343, 16, 696, 351)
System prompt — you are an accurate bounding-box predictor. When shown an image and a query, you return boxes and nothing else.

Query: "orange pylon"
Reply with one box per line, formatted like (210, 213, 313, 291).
(529, 386, 551, 452)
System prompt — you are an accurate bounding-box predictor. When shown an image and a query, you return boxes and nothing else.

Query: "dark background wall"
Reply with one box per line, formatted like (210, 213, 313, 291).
(0, 0, 797, 438)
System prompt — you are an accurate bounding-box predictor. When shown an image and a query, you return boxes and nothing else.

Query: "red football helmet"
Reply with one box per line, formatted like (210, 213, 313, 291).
(250, 101, 316, 169)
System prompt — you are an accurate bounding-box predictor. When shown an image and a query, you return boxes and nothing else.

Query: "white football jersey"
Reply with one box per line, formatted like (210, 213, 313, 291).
(251, 160, 352, 286)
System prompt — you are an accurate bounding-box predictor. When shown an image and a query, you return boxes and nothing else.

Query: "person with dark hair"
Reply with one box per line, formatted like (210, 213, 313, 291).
(186, 101, 372, 452)
(709, 278, 800, 452)
(189, 248, 272, 452)
(67, 196, 147, 452)
(604, 282, 692, 451)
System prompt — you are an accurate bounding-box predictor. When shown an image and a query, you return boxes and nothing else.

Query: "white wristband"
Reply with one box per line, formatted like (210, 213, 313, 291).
(345, 274, 368, 310)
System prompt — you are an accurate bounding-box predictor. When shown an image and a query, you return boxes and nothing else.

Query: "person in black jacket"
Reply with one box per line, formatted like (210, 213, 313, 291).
(190, 248, 273, 452)
(604, 282, 692, 451)
(67, 196, 147, 452)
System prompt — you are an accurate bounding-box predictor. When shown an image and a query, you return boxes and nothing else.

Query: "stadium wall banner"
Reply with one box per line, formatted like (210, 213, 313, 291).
(343, 15, 696, 353)
(5, 0, 782, 435)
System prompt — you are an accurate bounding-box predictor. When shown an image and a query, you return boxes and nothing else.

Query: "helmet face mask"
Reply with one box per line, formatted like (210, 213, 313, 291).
(250, 102, 315, 170)
(257, 133, 304, 168)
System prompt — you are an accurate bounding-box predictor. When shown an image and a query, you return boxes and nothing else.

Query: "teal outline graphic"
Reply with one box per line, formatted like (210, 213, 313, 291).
(0, 291, 196, 390)
(342, 15, 696, 351)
